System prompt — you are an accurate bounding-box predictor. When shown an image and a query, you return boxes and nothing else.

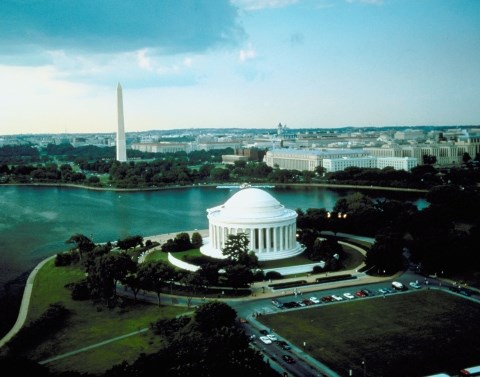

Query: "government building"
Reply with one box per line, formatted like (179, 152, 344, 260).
(200, 187, 304, 261)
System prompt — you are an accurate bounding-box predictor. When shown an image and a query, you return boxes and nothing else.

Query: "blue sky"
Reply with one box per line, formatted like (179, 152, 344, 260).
(1, 0, 479, 135)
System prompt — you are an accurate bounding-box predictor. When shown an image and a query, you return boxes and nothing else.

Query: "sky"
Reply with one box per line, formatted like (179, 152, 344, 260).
(0, 0, 479, 135)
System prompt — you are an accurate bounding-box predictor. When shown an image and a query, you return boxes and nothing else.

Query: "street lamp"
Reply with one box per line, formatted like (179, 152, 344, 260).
(362, 360, 366, 377)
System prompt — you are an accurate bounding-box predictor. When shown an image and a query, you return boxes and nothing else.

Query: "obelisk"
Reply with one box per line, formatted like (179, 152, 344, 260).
(116, 83, 127, 162)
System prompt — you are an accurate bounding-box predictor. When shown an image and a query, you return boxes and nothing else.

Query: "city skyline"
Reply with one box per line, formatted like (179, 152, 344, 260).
(0, 0, 479, 135)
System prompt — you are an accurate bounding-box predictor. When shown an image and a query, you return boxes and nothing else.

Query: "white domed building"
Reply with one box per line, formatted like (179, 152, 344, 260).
(200, 187, 304, 261)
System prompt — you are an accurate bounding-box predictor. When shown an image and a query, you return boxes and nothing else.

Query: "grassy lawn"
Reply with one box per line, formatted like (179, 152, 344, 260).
(259, 243, 364, 272)
(258, 290, 480, 377)
(23, 259, 188, 375)
(144, 248, 202, 263)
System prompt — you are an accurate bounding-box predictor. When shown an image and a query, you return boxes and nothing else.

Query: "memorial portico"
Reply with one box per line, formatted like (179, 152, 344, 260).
(200, 188, 304, 261)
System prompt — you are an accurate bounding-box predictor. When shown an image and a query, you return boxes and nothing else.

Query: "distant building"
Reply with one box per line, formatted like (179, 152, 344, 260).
(376, 157, 417, 171)
(394, 129, 425, 140)
(131, 142, 192, 154)
(365, 136, 480, 166)
(264, 149, 369, 171)
(222, 155, 249, 164)
(323, 157, 376, 172)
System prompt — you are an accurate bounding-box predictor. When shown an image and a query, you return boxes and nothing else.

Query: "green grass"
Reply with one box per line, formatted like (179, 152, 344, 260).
(258, 290, 480, 377)
(144, 248, 202, 263)
(23, 259, 188, 374)
(259, 243, 364, 272)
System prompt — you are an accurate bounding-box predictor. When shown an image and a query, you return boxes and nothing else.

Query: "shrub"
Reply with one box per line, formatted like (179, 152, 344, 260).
(54, 251, 78, 266)
(265, 271, 283, 280)
(70, 279, 90, 301)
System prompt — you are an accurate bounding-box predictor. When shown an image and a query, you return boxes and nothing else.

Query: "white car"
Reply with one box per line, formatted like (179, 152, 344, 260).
(260, 336, 272, 344)
(309, 296, 320, 304)
(343, 292, 355, 299)
(331, 295, 343, 301)
(409, 281, 421, 289)
(267, 334, 278, 341)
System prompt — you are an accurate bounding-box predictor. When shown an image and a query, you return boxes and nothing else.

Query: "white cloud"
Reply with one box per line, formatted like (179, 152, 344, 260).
(136, 49, 153, 71)
(183, 57, 193, 67)
(239, 47, 257, 62)
(231, 0, 298, 11)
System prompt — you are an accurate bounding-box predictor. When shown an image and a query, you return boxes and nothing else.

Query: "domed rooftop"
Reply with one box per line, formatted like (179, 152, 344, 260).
(216, 188, 287, 220)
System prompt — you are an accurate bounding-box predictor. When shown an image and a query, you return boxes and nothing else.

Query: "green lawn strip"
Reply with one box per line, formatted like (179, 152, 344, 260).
(44, 324, 164, 375)
(340, 244, 365, 270)
(27, 259, 85, 321)
(258, 290, 480, 377)
(24, 259, 187, 373)
(260, 243, 363, 272)
(144, 248, 201, 263)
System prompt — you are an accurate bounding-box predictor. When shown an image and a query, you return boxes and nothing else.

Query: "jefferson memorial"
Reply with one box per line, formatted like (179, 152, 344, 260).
(200, 187, 305, 261)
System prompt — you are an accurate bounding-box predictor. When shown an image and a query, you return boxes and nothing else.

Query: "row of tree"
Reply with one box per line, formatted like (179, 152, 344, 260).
(297, 184, 480, 277)
(59, 230, 259, 307)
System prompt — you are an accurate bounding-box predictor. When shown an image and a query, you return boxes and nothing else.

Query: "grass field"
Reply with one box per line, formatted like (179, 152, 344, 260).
(259, 243, 364, 272)
(144, 248, 202, 263)
(22, 259, 188, 374)
(258, 290, 480, 377)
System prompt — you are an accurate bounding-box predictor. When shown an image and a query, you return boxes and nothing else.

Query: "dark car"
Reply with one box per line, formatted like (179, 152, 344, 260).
(260, 329, 269, 336)
(278, 340, 291, 350)
(282, 354, 295, 364)
(361, 288, 374, 296)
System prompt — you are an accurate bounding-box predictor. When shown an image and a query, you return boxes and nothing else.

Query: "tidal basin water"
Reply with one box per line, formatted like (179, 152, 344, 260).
(0, 184, 427, 289)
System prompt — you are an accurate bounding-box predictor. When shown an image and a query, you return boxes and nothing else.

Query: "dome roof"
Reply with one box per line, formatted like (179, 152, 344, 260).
(216, 188, 288, 220)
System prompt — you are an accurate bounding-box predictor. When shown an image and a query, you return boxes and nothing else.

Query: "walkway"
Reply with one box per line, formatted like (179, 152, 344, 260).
(39, 328, 149, 365)
(0, 255, 56, 349)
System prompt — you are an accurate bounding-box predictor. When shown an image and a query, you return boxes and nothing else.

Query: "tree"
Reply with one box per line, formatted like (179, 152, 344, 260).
(137, 261, 175, 306)
(197, 263, 220, 288)
(462, 152, 472, 164)
(116, 235, 143, 251)
(365, 228, 404, 274)
(174, 232, 192, 251)
(422, 154, 437, 165)
(66, 233, 95, 261)
(224, 264, 254, 291)
(191, 232, 203, 248)
(123, 274, 142, 303)
(222, 233, 250, 262)
(194, 301, 237, 331)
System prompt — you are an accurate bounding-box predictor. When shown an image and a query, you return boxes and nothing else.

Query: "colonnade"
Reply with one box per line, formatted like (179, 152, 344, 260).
(209, 222, 297, 254)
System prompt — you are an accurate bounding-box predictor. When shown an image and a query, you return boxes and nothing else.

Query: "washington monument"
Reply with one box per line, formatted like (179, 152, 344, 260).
(116, 83, 127, 162)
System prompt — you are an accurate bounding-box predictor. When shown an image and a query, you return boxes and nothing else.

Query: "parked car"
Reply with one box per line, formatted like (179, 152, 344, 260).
(271, 299, 283, 308)
(322, 295, 333, 302)
(267, 334, 278, 341)
(302, 299, 314, 306)
(282, 354, 295, 364)
(278, 340, 291, 350)
(309, 296, 320, 304)
(355, 290, 366, 297)
(409, 281, 421, 289)
(260, 329, 269, 336)
(392, 281, 407, 291)
(260, 336, 272, 344)
(331, 295, 343, 301)
(361, 288, 374, 296)
(343, 292, 355, 299)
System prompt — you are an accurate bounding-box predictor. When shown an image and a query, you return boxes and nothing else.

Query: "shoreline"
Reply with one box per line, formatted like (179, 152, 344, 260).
(0, 181, 428, 194)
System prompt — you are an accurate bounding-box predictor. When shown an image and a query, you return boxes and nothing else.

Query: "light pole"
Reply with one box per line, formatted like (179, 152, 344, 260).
(362, 360, 366, 377)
